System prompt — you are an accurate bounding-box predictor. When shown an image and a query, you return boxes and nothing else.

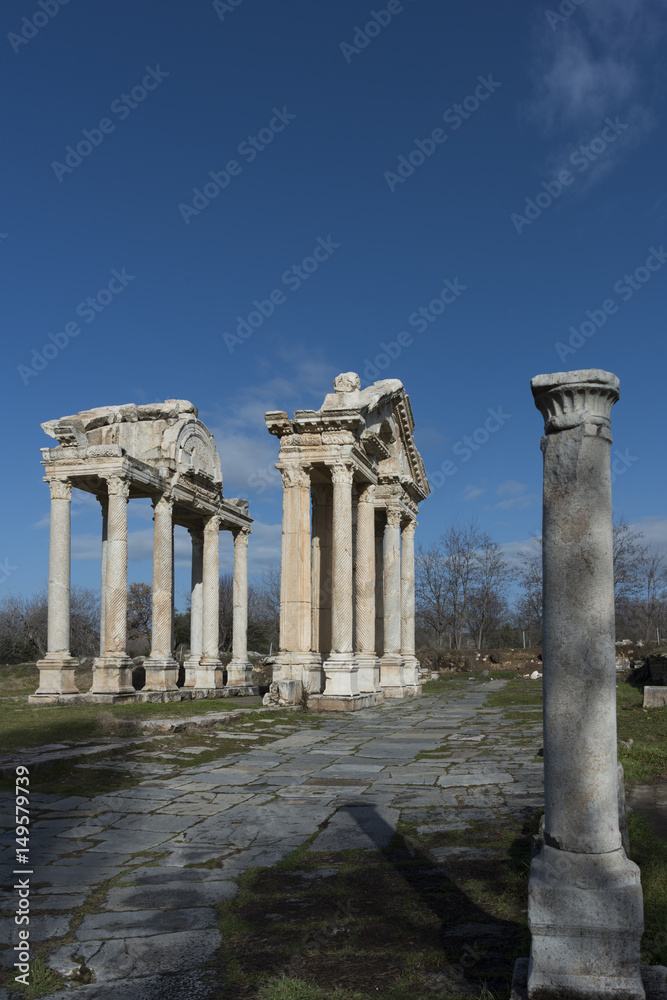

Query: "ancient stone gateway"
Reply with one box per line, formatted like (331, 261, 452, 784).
(32, 400, 254, 704)
(264, 372, 430, 710)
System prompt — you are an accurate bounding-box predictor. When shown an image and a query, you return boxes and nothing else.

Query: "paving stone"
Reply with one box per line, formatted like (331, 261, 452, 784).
(51, 929, 221, 982)
(76, 907, 216, 940)
(438, 772, 514, 788)
(34, 971, 221, 999)
(109, 813, 199, 833)
(105, 881, 237, 910)
(308, 802, 399, 852)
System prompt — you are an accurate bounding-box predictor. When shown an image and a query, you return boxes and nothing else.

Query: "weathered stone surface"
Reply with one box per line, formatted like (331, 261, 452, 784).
(644, 685, 667, 708)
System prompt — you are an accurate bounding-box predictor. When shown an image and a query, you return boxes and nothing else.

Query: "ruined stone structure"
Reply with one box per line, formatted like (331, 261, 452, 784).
(33, 400, 253, 704)
(264, 372, 430, 710)
(515, 371, 648, 1000)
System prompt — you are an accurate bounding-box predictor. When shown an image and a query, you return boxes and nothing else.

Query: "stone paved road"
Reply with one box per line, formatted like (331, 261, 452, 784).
(0, 680, 544, 999)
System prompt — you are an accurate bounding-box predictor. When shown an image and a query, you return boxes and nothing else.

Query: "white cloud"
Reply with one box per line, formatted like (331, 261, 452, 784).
(488, 495, 537, 512)
(496, 480, 527, 497)
(461, 484, 485, 501)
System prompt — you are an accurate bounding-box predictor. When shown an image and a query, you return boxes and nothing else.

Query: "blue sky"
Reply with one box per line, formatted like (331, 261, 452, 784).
(2, 0, 666, 607)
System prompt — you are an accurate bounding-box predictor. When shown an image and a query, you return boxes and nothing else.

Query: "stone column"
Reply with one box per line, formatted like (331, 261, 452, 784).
(277, 465, 320, 697)
(99, 496, 108, 655)
(143, 493, 179, 693)
(91, 476, 134, 695)
(227, 527, 255, 691)
(34, 477, 79, 698)
(311, 483, 332, 661)
(355, 485, 380, 694)
(401, 519, 420, 694)
(524, 370, 644, 1000)
(197, 514, 223, 691)
(375, 520, 385, 661)
(381, 506, 408, 696)
(322, 463, 360, 701)
(183, 526, 204, 688)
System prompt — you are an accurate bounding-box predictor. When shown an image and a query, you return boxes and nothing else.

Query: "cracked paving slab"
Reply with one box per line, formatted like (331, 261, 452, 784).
(9, 680, 544, 995)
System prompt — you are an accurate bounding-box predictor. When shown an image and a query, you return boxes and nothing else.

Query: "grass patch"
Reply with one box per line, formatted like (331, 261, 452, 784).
(213, 816, 536, 1000)
(484, 679, 543, 711)
(617, 683, 667, 783)
(628, 812, 667, 965)
(4, 956, 66, 999)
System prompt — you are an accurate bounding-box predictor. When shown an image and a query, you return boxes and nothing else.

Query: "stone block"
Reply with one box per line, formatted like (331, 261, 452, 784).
(644, 686, 667, 709)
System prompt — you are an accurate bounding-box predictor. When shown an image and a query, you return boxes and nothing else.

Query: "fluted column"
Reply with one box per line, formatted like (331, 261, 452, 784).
(144, 493, 178, 692)
(227, 527, 255, 690)
(91, 475, 134, 695)
(276, 464, 320, 697)
(197, 513, 223, 691)
(183, 526, 204, 687)
(322, 463, 359, 700)
(99, 497, 108, 655)
(355, 485, 379, 694)
(524, 370, 644, 1000)
(34, 477, 79, 698)
(381, 506, 407, 696)
(401, 519, 420, 694)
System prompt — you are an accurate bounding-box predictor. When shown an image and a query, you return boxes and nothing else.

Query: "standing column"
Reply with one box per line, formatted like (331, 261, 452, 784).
(198, 514, 223, 691)
(355, 485, 380, 695)
(381, 506, 408, 696)
(227, 527, 255, 691)
(99, 496, 108, 655)
(401, 519, 420, 695)
(91, 475, 134, 695)
(183, 526, 204, 687)
(144, 493, 178, 693)
(524, 370, 644, 1000)
(277, 465, 320, 698)
(322, 463, 360, 701)
(375, 519, 385, 662)
(34, 477, 79, 698)
(311, 483, 332, 661)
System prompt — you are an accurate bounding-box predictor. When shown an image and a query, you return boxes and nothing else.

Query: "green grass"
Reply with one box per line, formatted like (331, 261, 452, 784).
(617, 683, 667, 783)
(7, 957, 66, 999)
(628, 812, 667, 966)
(0, 695, 264, 754)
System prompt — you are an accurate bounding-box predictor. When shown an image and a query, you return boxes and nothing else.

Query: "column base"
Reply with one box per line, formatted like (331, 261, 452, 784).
(323, 651, 360, 699)
(512, 958, 667, 1000)
(381, 653, 412, 697)
(193, 658, 224, 690)
(401, 654, 422, 696)
(356, 652, 383, 697)
(181, 655, 201, 688)
(309, 692, 376, 712)
(526, 844, 645, 1000)
(91, 655, 135, 695)
(275, 651, 323, 696)
(143, 656, 179, 692)
(33, 655, 80, 697)
(226, 659, 256, 692)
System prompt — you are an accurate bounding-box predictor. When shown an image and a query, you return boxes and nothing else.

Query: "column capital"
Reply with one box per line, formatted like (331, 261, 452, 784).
(331, 462, 354, 487)
(46, 477, 72, 501)
(357, 483, 376, 504)
(203, 513, 222, 533)
(531, 369, 619, 435)
(152, 491, 175, 513)
(386, 506, 402, 528)
(106, 474, 131, 499)
(280, 465, 310, 489)
(401, 519, 417, 537)
(234, 525, 251, 542)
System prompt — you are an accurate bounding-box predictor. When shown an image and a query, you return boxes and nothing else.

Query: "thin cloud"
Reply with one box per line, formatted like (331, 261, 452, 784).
(461, 484, 485, 501)
(496, 480, 527, 497)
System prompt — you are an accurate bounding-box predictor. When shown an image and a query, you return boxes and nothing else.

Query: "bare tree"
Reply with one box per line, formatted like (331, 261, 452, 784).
(219, 573, 234, 652)
(443, 520, 488, 649)
(467, 540, 512, 649)
(514, 538, 542, 647)
(0, 587, 99, 663)
(127, 582, 152, 643)
(415, 538, 450, 648)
